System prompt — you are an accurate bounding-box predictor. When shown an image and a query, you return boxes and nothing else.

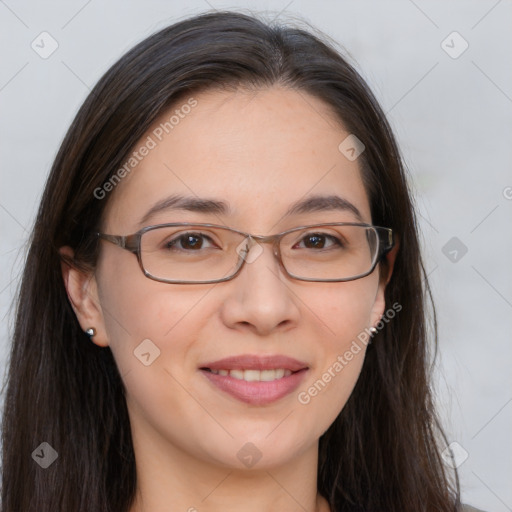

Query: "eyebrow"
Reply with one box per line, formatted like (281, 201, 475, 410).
(138, 193, 363, 226)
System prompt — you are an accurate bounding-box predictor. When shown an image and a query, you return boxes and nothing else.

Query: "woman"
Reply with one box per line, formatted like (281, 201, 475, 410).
(0, 10, 485, 512)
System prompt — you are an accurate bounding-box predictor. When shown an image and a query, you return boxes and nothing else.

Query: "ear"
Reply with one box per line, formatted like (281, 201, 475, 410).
(370, 238, 400, 327)
(59, 246, 109, 347)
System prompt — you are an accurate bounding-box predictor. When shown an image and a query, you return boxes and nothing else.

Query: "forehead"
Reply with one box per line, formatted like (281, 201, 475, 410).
(102, 86, 371, 232)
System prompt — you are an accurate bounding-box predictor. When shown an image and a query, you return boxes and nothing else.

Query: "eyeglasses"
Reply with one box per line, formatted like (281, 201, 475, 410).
(96, 222, 394, 284)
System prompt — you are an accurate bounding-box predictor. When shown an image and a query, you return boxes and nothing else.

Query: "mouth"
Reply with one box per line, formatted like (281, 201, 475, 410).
(198, 354, 309, 405)
(201, 367, 294, 381)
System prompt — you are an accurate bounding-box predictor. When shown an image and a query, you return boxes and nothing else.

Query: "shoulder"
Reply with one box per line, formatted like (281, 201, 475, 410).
(461, 503, 487, 512)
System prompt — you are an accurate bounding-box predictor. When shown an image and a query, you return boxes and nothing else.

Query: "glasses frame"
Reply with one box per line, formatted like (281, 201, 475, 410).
(96, 222, 394, 284)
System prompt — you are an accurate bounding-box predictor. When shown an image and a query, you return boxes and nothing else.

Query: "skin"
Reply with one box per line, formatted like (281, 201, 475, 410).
(60, 86, 397, 512)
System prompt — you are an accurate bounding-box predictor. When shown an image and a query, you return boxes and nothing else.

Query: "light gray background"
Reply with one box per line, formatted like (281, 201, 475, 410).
(1, 1, 511, 510)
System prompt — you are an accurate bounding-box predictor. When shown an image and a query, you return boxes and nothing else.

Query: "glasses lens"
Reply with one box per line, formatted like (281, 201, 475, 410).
(140, 225, 245, 282)
(280, 225, 378, 280)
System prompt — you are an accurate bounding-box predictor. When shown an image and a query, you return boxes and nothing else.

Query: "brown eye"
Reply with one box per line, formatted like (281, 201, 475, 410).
(295, 233, 342, 250)
(166, 233, 215, 251)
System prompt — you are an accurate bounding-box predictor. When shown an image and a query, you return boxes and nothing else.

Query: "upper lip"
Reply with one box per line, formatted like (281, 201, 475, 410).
(200, 355, 309, 372)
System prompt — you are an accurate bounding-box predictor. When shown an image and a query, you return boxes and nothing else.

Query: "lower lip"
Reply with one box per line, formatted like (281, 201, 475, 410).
(200, 369, 308, 405)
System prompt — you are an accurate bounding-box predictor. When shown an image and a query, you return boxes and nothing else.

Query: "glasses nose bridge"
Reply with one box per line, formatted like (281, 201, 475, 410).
(249, 232, 281, 245)
(239, 232, 283, 268)
(247, 232, 282, 254)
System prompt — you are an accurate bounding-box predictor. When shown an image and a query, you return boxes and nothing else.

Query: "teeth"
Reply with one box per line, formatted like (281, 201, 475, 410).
(208, 368, 293, 381)
(230, 369, 245, 380)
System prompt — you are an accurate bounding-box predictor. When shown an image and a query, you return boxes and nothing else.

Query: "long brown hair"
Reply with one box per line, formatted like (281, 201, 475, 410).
(1, 10, 461, 511)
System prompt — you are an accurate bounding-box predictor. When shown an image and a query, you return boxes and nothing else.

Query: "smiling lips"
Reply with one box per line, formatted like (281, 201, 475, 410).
(199, 354, 309, 405)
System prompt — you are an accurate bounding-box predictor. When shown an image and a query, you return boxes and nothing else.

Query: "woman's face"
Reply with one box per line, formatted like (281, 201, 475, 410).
(84, 87, 390, 470)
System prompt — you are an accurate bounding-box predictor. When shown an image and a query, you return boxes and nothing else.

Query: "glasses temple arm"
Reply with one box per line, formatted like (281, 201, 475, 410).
(96, 233, 139, 252)
(377, 228, 395, 258)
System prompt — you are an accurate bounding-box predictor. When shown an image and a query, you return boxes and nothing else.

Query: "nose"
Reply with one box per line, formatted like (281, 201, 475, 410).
(218, 240, 301, 336)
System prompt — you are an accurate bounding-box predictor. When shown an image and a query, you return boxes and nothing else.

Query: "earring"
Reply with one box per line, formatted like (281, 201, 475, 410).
(85, 327, 96, 338)
(368, 326, 378, 345)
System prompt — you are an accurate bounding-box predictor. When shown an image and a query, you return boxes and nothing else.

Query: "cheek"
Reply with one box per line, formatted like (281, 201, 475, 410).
(294, 278, 378, 428)
(308, 275, 379, 342)
(95, 251, 209, 375)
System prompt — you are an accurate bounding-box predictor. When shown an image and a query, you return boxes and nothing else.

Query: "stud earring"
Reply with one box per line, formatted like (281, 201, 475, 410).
(367, 326, 378, 345)
(85, 327, 96, 338)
